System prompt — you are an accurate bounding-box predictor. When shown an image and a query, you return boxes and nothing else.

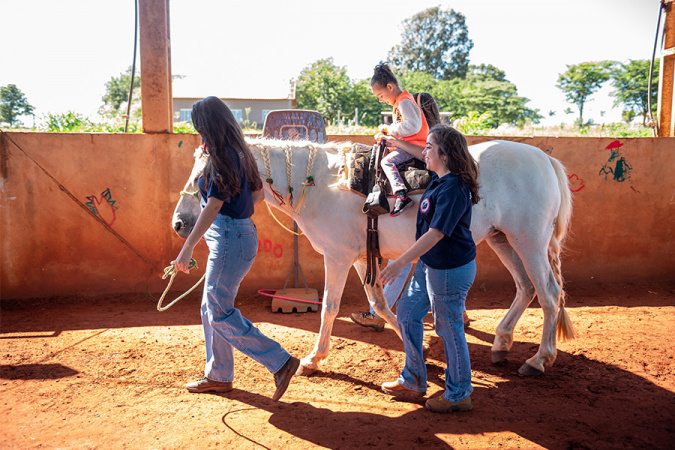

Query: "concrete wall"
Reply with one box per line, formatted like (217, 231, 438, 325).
(1, 132, 673, 301)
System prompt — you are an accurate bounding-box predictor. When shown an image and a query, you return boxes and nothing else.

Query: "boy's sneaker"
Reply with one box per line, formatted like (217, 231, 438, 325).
(390, 196, 414, 217)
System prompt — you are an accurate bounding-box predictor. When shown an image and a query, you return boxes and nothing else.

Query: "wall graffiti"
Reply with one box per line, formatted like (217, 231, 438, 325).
(568, 174, 585, 192)
(85, 188, 118, 227)
(258, 239, 284, 258)
(599, 140, 633, 183)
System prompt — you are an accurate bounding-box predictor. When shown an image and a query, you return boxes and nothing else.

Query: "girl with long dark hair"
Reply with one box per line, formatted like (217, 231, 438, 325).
(174, 96, 299, 401)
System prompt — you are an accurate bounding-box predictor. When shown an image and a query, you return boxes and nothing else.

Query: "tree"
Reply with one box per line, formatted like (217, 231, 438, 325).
(348, 79, 387, 127)
(610, 59, 659, 125)
(388, 6, 473, 80)
(556, 61, 612, 126)
(397, 66, 541, 127)
(100, 67, 141, 119)
(296, 58, 352, 124)
(0, 84, 34, 127)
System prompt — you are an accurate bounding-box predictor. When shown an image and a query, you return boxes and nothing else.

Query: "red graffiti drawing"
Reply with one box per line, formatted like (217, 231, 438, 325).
(85, 188, 118, 227)
(568, 174, 585, 192)
(258, 239, 284, 258)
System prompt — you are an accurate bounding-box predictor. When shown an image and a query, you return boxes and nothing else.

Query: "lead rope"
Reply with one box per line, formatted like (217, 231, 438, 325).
(157, 259, 204, 311)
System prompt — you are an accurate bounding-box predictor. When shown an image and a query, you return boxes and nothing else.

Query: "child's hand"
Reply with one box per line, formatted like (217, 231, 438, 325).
(378, 125, 389, 135)
(375, 132, 386, 144)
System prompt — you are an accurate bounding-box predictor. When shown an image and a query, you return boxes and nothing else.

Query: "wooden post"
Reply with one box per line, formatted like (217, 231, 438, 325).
(139, 0, 173, 133)
(658, 0, 675, 137)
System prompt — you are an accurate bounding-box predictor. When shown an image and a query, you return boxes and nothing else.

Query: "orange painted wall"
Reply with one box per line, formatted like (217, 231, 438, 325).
(1, 132, 673, 301)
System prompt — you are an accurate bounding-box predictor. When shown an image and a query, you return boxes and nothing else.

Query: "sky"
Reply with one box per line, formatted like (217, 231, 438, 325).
(0, 0, 664, 127)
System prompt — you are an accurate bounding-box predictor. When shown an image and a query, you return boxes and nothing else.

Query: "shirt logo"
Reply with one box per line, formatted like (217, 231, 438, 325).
(420, 198, 430, 213)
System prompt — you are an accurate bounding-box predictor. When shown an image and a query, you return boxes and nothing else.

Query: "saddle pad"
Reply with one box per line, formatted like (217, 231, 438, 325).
(347, 144, 431, 197)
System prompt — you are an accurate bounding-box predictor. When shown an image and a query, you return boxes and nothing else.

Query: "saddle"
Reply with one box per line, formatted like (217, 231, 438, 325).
(353, 141, 431, 286)
(347, 144, 431, 198)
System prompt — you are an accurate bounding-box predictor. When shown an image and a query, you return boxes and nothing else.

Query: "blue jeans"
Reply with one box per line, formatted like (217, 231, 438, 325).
(370, 262, 413, 317)
(396, 259, 476, 402)
(201, 215, 291, 382)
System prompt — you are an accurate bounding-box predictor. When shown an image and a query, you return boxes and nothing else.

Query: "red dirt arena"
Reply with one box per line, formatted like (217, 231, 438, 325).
(1, 281, 673, 449)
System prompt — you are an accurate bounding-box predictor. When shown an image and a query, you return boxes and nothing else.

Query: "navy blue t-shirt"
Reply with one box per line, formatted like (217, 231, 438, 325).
(416, 172, 476, 270)
(197, 147, 256, 219)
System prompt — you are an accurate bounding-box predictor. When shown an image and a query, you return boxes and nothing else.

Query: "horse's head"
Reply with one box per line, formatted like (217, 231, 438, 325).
(172, 147, 207, 238)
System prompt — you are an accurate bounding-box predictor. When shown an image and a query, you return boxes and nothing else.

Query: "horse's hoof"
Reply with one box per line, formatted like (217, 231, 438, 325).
(296, 363, 316, 377)
(518, 363, 544, 377)
(422, 343, 430, 360)
(463, 312, 471, 328)
(491, 350, 509, 364)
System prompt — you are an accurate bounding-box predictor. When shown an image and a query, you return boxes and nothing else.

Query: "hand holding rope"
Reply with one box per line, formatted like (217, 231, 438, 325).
(157, 258, 204, 311)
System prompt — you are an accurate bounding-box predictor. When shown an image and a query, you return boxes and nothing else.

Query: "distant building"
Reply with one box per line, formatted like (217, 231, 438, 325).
(172, 81, 296, 129)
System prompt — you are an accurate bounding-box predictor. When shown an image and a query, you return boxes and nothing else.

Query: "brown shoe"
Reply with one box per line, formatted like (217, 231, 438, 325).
(350, 312, 385, 331)
(381, 380, 425, 398)
(272, 356, 300, 401)
(425, 394, 472, 413)
(186, 377, 233, 393)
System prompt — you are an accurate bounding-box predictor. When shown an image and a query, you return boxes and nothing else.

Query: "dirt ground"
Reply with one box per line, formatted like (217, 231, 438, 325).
(1, 281, 674, 449)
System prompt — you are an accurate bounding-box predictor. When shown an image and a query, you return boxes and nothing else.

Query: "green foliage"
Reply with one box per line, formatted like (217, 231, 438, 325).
(610, 59, 659, 125)
(348, 79, 386, 127)
(296, 58, 352, 123)
(45, 111, 94, 132)
(0, 84, 34, 127)
(101, 66, 141, 119)
(388, 6, 473, 80)
(173, 121, 197, 134)
(397, 66, 541, 127)
(453, 111, 493, 135)
(556, 61, 613, 126)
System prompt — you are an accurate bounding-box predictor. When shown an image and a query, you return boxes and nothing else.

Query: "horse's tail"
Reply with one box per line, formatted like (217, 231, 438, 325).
(547, 154, 576, 342)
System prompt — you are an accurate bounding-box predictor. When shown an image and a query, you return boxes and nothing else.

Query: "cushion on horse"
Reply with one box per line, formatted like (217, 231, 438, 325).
(347, 143, 431, 197)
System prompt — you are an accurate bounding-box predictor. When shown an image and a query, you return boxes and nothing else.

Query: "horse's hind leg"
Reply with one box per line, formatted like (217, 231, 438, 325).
(486, 233, 536, 364)
(298, 254, 350, 376)
(352, 260, 401, 338)
(507, 236, 563, 376)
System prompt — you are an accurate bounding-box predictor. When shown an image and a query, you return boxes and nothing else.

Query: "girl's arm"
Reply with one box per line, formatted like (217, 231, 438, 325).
(384, 136, 425, 160)
(388, 99, 423, 138)
(379, 228, 444, 285)
(252, 187, 265, 206)
(174, 196, 224, 273)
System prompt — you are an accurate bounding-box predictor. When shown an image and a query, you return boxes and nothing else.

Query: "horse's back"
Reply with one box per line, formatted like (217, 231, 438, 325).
(470, 140, 563, 243)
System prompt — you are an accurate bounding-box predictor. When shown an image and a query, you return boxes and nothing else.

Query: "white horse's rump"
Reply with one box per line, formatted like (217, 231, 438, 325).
(172, 138, 574, 377)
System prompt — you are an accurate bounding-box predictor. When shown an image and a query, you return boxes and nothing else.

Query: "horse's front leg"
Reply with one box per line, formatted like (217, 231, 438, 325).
(297, 254, 351, 376)
(352, 259, 401, 339)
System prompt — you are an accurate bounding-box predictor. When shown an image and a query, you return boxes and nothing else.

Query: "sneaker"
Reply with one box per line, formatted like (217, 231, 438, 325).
(272, 356, 300, 401)
(381, 380, 425, 398)
(350, 312, 385, 331)
(186, 377, 233, 393)
(390, 196, 414, 217)
(425, 394, 473, 413)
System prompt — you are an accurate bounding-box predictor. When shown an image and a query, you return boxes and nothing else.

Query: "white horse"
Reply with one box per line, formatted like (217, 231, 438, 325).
(172, 138, 575, 377)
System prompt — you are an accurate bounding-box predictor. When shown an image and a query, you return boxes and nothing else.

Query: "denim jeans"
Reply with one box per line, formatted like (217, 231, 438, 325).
(396, 259, 476, 402)
(370, 262, 413, 317)
(201, 215, 290, 382)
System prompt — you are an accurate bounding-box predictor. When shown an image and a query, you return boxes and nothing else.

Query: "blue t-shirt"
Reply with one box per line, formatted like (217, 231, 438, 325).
(197, 147, 255, 219)
(416, 172, 476, 270)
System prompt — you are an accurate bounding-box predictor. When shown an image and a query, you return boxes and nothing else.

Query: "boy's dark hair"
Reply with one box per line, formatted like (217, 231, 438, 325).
(370, 62, 398, 88)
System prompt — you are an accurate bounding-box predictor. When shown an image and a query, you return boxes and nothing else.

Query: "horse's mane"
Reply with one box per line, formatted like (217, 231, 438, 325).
(245, 137, 352, 156)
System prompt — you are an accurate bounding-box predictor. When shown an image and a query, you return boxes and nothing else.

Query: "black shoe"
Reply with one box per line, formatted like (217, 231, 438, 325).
(390, 196, 414, 217)
(272, 356, 300, 401)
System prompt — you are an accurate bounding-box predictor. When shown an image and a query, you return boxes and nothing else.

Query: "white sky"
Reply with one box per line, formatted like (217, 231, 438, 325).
(0, 0, 663, 127)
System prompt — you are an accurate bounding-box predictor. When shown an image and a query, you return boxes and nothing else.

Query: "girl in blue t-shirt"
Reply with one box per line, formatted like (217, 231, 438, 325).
(174, 96, 299, 401)
(379, 124, 480, 413)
